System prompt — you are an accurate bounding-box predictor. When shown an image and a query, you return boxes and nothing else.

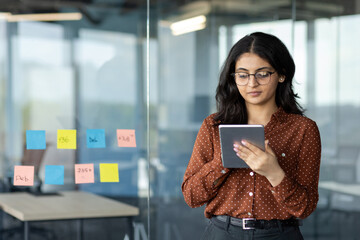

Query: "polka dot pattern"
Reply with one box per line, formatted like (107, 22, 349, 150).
(181, 107, 321, 220)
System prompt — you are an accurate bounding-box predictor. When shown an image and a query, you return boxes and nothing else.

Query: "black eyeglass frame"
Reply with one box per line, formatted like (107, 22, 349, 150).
(231, 71, 276, 86)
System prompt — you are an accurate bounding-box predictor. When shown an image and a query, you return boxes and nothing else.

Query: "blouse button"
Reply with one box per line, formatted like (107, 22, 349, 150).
(281, 153, 286, 157)
(271, 190, 275, 194)
(249, 172, 254, 176)
(249, 192, 253, 196)
(247, 212, 252, 216)
(221, 170, 226, 174)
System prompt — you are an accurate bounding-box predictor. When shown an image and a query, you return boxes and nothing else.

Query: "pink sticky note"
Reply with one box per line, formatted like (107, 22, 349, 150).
(75, 164, 95, 184)
(13, 166, 34, 186)
(117, 129, 136, 147)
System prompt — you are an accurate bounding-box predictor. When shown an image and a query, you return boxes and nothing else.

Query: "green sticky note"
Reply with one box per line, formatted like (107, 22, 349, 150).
(99, 163, 119, 182)
(57, 129, 77, 149)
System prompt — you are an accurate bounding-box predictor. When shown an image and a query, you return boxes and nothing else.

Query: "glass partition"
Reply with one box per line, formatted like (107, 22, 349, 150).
(150, 1, 360, 240)
(0, 0, 360, 239)
(0, 3, 148, 240)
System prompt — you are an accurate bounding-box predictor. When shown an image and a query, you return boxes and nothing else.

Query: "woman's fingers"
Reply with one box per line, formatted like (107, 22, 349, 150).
(241, 140, 264, 155)
(265, 140, 276, 156)
(234, 143, 253, 157)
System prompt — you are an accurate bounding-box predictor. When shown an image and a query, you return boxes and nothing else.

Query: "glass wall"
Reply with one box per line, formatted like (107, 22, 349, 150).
(150, 1, 360, 240)
(0, 3, 148, 240)
(0, 0, 360, 239)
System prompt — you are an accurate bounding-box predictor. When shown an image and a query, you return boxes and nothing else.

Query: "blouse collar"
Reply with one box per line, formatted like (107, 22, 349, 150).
(271, 107, 288, 124)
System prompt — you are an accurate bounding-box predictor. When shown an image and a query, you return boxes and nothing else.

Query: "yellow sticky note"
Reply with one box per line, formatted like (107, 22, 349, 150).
(57, 129, 77, 149)
(99, 163, 119, 182)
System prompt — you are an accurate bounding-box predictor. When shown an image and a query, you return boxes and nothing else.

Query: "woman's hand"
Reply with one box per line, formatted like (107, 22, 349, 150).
(233, 140, 285, 187)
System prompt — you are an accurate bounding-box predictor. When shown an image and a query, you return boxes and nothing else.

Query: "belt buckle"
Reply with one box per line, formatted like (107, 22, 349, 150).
(242, 218, 255, 230)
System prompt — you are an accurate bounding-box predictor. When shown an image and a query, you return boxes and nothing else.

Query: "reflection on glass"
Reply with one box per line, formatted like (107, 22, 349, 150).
(152, 1, 360, 239)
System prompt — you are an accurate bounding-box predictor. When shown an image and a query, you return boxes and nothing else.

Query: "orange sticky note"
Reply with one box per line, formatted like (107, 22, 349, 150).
(117, 129, 136, 147)
(75, 164, 94, 184)
(13, 166, 34, 186)
(99, 163, 119, 182)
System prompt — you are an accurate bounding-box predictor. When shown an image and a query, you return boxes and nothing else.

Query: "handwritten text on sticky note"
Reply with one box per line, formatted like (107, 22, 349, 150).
(86, 129, 106, 148)
(26, 130, 46, 150)
(99, 163, 119, 182)
(13, 166, 34, 186)
(117, 129, 136, 147)
(75, 164, 95, 184)
(57, 129, 77, 149)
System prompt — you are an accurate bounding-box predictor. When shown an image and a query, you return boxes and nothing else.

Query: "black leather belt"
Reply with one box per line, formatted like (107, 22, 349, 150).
(214, 215, 302, 230)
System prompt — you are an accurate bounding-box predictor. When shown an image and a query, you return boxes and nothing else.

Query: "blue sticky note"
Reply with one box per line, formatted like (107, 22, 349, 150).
(26, 130, 46, 150)
(45, 165, 64, 185)
(86, 129, 106, 148)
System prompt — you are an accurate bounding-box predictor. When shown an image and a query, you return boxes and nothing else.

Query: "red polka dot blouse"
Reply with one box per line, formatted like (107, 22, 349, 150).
(182, 107, 321, 220)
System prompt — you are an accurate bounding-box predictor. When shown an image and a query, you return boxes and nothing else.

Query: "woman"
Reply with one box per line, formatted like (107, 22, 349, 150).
(181, 32, 321, 240)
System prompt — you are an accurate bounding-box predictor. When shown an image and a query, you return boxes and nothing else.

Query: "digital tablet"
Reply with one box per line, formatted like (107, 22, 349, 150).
(219, 124, 265, 168)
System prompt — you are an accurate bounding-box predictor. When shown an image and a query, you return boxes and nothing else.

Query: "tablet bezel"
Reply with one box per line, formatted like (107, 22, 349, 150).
(219, 124, 265, 168)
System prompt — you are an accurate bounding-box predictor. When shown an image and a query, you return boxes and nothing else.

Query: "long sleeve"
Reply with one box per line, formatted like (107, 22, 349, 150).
(182, 108, 322, 220)
(269, 120, 321, 219)
(181, 116, 230, 208)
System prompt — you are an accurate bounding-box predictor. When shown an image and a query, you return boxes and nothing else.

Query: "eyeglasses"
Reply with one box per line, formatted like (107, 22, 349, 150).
(231, 71, 275, 86)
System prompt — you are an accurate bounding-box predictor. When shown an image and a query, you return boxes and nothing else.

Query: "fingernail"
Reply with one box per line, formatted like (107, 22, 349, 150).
(233, 144, 238, 148)
(241, 140, 246, 146)
(233, 147, 238, 152)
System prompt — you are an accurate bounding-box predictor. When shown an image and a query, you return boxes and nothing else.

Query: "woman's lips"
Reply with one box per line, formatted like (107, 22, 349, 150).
(248, 91, 262, 97)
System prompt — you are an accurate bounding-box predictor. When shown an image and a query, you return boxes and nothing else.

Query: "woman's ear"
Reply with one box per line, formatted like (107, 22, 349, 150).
(279, 76, 285, 83)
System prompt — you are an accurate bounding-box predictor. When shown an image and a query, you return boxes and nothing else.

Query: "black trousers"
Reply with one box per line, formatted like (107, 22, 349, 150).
(200, 217, 304, 240)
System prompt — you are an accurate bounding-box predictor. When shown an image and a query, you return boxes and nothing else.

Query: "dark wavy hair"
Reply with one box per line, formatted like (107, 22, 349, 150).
(214, 32, 304, 124)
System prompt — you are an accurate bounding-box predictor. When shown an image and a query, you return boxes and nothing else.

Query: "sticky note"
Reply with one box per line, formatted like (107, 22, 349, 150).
(26, 130, 46, 149)
(75, 164, 95, 184)
(99, 163, 119, 182)
(117, 129, 136, 147)
(13, 166, 34, 186)
(45, 165, 64, 185)
(57, 129, 77, 149)
(86, 129, 106, 148)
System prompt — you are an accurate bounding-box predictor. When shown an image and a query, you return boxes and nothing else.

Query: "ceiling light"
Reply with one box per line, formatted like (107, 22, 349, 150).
(170, 15, 207, 36)
(0, 12, 11, 20)
(7, 12, 82, 22)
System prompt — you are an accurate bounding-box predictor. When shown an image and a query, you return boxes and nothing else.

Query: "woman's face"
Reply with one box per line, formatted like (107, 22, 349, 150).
(234, 52, 284, 108)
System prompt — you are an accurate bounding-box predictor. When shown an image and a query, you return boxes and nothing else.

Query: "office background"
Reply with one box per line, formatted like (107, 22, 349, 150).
(0, 0, 360, 239)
